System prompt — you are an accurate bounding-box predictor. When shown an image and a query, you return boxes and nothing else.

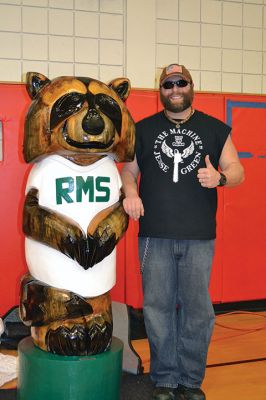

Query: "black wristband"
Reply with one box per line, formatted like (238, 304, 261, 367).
(218, 172, 227, 187)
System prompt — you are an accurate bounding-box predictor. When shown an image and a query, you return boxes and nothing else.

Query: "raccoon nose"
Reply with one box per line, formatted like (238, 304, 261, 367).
(82, 109, 105, 135)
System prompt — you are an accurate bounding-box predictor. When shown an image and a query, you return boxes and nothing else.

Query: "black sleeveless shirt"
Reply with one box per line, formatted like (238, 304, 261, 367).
(136, 110, 231, 239)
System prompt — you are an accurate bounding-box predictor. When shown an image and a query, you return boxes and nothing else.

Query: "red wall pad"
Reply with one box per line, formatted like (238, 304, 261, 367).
(0, 85, 265, 314)
(221, 98, 266, 302)
(0, 84, 31, 314)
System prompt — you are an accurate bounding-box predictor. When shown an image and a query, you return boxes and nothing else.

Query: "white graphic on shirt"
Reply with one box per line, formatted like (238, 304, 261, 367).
(153, 127, 203, 182)
(162, 141, 194, 182)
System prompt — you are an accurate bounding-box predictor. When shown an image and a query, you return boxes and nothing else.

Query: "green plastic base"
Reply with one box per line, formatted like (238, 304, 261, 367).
(18, 336, 123, 400)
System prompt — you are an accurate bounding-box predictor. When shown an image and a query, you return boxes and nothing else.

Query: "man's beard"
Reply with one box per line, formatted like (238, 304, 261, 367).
(160, 90, 194, 113)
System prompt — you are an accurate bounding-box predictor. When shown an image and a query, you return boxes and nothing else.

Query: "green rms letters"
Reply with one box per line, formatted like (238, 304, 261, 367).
(56, 176, 111, 204)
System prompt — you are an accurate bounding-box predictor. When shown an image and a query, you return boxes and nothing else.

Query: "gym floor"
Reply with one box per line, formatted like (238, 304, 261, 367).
(1, 311, 266, 400)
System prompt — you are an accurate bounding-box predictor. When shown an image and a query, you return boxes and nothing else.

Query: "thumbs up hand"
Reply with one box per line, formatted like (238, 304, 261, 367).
(197, 155, 221, 188)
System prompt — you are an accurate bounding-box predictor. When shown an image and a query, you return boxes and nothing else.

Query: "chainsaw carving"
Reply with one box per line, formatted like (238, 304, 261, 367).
(19, 73, 135, 355)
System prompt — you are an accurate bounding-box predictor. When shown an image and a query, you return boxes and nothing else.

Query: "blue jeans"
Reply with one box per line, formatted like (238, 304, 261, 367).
(138, 238, 215, 389)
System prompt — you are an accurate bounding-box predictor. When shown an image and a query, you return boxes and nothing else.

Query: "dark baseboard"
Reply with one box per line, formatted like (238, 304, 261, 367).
(129, 299, 266, 340)
(213, 299, 266, 314)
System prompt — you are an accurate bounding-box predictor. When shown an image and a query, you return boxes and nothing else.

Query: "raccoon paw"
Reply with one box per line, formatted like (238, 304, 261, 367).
(45, 321, 112, 356)
(60, 231, 116, 270)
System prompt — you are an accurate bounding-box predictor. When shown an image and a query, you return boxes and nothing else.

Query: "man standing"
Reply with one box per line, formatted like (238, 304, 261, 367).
(121, 64, 244, 400)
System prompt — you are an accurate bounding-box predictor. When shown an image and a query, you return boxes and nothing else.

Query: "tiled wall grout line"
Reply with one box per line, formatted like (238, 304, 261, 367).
(0, 0, 265, 92)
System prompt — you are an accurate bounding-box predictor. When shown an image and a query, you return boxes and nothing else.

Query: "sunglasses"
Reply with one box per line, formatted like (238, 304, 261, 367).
(161, 79, 190, 89)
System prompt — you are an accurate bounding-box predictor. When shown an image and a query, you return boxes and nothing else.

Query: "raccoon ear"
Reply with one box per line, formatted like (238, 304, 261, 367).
(108, 78, 131, 101)
(26, 72, 51, 99)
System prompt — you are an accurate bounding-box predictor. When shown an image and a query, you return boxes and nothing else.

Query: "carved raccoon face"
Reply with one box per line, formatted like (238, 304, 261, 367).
(24, 73, 135, 164)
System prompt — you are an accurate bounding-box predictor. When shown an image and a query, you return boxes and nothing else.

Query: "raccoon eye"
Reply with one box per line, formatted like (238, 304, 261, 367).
(50, 92, 85, 129)
(95, 94, 122, 134)
(95, 94, 121, 119)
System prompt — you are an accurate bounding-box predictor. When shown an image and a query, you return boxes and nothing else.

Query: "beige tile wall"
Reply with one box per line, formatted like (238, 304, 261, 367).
(0, 0, 125, 83)
(0, 0, 265, 93)
(155, 0, 266, 93)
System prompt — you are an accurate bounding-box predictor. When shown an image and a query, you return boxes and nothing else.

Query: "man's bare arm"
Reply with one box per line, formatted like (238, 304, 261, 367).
(218, 135, 245, 187)
(121, 156, 144, 220)
(197, 135, 245, 188)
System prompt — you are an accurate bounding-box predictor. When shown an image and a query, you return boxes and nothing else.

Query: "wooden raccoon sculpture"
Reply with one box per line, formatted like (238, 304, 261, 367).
(19, 73, 135, 356)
